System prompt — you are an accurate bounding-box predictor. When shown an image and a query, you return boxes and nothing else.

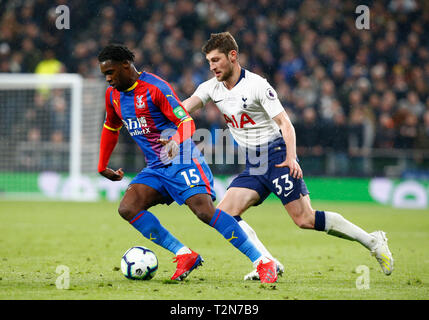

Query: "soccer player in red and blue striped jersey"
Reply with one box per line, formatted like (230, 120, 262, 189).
(97, 44, 277, 282)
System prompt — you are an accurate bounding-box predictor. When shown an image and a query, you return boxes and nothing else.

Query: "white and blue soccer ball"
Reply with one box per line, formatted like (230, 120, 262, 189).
(121, 246, 158, 280)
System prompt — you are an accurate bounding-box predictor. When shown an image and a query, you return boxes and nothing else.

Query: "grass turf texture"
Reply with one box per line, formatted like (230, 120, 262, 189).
(0, 200, 428, 300)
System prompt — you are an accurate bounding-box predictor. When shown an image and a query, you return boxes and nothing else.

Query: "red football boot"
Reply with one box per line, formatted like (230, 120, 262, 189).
(257, 259, 278, 283)
(171, 249, 204, 281)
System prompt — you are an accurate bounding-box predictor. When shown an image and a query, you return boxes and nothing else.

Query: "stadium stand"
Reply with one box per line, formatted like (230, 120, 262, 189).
(0, 0, 428, 175)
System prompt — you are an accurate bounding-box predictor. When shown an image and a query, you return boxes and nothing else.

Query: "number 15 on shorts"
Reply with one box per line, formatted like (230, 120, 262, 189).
(180, 169, 201, 186)
(272, 174, 294, 197)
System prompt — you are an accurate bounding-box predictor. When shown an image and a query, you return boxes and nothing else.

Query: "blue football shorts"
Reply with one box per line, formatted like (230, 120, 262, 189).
(130, 156, 216, 205)
(229, 138, 309, 206)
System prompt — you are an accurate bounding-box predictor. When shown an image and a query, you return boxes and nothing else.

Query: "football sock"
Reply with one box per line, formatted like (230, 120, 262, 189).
(315, 210, 377, 250)
(175, 246, 192, 256)
(234, 216, 275, 260)
(252, 256, 273, 269)
(129, 210, 185, 255)
(210, 209, 262, 263)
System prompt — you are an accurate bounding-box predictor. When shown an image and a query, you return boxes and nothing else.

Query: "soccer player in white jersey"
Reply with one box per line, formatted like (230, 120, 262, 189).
(182, 32, 394, 280)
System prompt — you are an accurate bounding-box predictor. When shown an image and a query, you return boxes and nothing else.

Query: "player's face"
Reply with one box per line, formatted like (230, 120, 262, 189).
(99, 60, 130, 91)
(206, 49, 235, 82)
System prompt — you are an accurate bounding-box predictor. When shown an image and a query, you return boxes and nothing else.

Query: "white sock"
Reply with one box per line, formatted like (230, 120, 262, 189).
(238, 220, 275, 261)
(324, 211, 377, 250)
(176, 246, 192, 256)
(252, 256, 272, 269)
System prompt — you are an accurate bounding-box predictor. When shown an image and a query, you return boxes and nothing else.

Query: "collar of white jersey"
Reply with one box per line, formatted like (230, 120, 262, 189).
(223, 68, 246, 89)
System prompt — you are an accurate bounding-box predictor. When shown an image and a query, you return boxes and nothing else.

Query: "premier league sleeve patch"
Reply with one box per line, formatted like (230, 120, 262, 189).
(265, 87, 278, 100)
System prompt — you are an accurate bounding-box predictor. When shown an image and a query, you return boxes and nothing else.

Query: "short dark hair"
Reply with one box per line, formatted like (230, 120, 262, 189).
(98, 44, 135, 63)
(202, 32, 239, 56)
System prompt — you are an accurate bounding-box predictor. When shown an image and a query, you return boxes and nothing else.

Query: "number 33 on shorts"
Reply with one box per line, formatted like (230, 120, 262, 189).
(272, 174, 294, 198)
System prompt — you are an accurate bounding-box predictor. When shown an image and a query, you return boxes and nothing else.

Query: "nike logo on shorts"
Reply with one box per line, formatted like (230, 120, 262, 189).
(284, 190, 293, 197)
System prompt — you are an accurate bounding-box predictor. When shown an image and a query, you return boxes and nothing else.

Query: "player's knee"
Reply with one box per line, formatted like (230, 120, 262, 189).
(117, 204, 134, 221)
(118, 197, 156, 221)
(118, 201, 151, 222)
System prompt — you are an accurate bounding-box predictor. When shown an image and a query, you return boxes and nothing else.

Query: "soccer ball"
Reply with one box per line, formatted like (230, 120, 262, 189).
(121, 246, 158, 280)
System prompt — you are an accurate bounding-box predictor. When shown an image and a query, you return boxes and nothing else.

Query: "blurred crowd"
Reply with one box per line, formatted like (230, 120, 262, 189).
(1, 0, 429, 173)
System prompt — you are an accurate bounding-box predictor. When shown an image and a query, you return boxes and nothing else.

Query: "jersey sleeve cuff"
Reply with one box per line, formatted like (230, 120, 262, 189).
(103, 123, 122, 131)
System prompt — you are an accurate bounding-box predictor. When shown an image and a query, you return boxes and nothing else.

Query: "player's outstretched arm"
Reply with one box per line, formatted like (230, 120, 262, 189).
(182, 96, 204, 114)
(273, 111, 303, 179)
(98, 124, 123, 181)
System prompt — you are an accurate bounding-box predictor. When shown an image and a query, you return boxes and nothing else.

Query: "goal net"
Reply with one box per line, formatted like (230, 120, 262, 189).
(0, 74, 106, 200)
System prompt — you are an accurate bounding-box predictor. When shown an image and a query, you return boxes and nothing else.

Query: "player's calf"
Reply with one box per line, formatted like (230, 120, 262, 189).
(185, 193, 216, 224)
(284, 195, 316, 229)
(291, 213, 315, 229)
(286, 208, 315, 229)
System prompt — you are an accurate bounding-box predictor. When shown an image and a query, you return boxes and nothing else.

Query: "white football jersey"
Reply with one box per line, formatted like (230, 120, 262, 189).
(192, 69, 284, 147)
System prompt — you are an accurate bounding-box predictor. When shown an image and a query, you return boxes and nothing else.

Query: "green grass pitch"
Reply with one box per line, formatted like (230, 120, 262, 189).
(0, 200, 428, 300)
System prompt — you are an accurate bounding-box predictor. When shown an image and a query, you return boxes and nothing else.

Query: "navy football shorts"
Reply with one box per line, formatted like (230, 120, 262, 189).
(229, 138, 309, 206)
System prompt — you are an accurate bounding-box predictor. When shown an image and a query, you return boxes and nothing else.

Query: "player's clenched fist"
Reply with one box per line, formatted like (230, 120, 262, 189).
(99, 167, 124, 181)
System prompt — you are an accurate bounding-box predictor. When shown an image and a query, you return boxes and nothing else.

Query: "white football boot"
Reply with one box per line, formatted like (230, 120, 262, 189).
(244, 258, 284, 281)
(370, 231, 394, 275)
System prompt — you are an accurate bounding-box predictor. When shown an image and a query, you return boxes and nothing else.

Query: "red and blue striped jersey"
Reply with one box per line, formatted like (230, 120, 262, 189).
(103, 71, 195, 168)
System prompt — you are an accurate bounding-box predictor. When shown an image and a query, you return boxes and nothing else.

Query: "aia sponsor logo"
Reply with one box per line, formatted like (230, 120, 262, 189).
(223, 112, 256, 128)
